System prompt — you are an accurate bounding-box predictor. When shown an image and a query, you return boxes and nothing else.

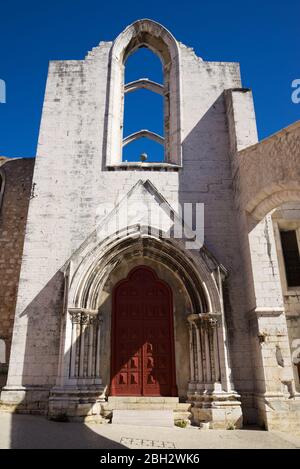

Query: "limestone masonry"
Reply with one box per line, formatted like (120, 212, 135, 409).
(0, 20, 299, 430)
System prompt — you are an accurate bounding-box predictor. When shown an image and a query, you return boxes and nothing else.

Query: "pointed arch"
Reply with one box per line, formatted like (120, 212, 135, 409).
(67, 226, 224, 317)
(125, 79, 164, 96)
(105, 19, 182, 167)
(123, 129, 164, 147)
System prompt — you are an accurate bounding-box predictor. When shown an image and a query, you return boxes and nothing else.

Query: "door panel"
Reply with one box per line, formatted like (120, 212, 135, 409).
(110, 266, 177, 397)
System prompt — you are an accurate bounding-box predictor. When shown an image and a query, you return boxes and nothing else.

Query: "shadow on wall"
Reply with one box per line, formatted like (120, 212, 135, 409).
(0, 270, 126, 448)
(2, 262, 185, 447)
(178, 92, 256, 423)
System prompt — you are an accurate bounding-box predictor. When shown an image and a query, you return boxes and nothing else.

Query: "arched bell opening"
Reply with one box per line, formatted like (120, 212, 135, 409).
(105, 19, 182, 167)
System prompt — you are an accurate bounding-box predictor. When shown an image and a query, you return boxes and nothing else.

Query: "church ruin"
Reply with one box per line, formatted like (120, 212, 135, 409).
(0, 19, 300, 430)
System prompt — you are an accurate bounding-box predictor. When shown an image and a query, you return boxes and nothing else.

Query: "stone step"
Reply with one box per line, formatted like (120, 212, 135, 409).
(106, 396, 189, 411)
(102, 398, 192, 426)
(112, 410, 174, 427)
(108, 396, 179, 404)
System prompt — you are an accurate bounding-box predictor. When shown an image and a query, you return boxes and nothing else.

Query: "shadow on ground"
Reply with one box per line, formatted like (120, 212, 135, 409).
(4, 413, 125, 449)
(1, 413, 300, 449)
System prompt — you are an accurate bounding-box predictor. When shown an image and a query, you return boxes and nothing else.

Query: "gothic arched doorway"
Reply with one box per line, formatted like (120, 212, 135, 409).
(110, 265, 177, 396)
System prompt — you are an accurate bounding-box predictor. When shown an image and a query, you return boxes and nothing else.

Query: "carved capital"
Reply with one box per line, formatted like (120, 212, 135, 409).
(69, 308, 101, 325)
(198, 313, 222, 329)
(69, 309, 82, 324)
(187, 312, 221, 329)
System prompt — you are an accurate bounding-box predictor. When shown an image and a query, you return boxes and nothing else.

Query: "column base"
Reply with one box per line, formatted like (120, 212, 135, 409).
(187, 388, 243, 429)
(48, 385, 106, 422)
(254, 392, 300, 431)
(0, 385, 50, 414)
(0, 384, 107, 422)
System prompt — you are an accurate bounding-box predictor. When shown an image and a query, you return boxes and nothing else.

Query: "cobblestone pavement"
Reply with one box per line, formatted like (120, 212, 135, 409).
(0, 412, 299, 449)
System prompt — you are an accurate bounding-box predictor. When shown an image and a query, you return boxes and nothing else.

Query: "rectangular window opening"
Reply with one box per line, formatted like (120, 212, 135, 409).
(280, 230, 300, 288)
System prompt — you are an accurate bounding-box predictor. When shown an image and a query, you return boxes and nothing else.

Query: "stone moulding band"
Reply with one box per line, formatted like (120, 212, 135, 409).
(249, 307, 285, 319)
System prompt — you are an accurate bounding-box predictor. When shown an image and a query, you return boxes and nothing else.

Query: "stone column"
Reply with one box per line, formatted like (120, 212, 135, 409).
(95, 312, 103, 384)
(188, 319, 195, 390)
(187, 312, 242, 428)
(66, 308, 103, 384)
(187, 313, 222, 392)
(247, 216, 300, 430)
(195, 324, 203, 387)
(88, 319, 94, 377)
(199, 314, 222, 391)
(70, 310, 81, 378)
(48, 308, 105, 420)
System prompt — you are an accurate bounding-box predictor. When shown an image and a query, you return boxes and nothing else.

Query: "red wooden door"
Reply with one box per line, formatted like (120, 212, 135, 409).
(111, 266, 177, 397)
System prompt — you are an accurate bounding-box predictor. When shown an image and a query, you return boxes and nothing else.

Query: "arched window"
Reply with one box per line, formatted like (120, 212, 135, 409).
(105, 20, 182, 167)
(123, 48, 164, 162)
(0, 169, 5, 214)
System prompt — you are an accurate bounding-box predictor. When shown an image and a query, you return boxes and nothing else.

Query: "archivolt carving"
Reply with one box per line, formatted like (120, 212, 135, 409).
(67, 226, 224, 317)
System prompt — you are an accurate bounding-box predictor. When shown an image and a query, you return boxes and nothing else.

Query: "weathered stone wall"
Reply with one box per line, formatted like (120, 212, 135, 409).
(272, 203, 300, 392)
(5, 32, 250, 402)
(178, 49, 257, 410)
(226, 89, 300, 430)
(0, 157, 34, 383)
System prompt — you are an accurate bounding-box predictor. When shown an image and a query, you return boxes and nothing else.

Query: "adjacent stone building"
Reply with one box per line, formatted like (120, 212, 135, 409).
(0, 157, 34, 386)
(0, 20, 299, 430)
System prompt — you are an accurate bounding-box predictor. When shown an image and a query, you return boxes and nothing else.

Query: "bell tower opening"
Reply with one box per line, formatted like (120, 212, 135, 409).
(105, 19, 182, 167)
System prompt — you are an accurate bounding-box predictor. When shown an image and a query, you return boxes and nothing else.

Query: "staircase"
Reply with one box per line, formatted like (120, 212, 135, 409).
(102, 397, 192, 427)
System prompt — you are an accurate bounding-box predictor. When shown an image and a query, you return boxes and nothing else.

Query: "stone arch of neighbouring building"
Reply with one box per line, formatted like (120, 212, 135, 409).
(233, 122, 300, 429)
(248, 188, 300, 221)
(237, 121, 300, 222)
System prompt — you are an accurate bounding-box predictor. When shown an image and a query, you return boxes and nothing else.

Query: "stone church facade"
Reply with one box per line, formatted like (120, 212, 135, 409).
(0, 19, 300, 430)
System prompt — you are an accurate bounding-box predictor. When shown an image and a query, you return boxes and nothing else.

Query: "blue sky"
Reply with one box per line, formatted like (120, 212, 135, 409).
(0, 0, 299, 159)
